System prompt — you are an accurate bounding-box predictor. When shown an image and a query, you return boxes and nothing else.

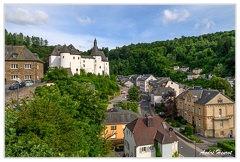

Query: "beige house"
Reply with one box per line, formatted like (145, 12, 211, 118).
(5, 45, 44, 84)
(176, 89, 235, 138)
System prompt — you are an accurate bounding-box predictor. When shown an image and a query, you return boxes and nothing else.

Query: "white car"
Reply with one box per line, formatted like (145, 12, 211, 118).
(25, 80, 34, 86)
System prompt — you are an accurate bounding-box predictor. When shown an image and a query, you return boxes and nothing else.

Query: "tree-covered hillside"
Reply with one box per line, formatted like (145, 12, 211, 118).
(107, 30, 235, 82)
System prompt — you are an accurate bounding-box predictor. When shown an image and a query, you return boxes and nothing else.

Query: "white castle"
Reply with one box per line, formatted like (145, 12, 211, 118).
(49, 39, 109, 76)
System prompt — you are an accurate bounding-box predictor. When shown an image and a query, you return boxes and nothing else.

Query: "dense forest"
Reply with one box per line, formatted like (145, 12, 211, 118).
(107, 30, 235, 83)
(5, 29, 235, 83)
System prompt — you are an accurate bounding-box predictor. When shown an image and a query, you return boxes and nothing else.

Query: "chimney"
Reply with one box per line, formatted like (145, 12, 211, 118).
(145, 113, 153, 127)
(169, 127, 173, 137)
(221, 89, 225, 95)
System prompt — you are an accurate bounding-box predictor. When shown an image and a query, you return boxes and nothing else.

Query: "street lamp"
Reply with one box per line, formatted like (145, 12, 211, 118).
(194, 141, 196, 157)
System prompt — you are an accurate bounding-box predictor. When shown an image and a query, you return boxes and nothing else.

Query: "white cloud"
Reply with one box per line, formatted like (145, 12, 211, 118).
(5, 7, 49, 25)
(76, 16, 95, 25)
(162, 9, 190, 24)
(195, 18, 215, 34)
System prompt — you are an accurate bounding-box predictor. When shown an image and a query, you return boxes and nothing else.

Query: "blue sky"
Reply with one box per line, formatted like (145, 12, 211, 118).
(4, 3, 236, 51)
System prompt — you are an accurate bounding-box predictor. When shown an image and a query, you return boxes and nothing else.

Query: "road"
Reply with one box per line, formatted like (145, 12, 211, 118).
(178, 137, 206, 157)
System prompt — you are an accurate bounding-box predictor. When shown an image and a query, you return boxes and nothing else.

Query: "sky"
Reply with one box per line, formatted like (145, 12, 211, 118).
(3, 2, 236, 52)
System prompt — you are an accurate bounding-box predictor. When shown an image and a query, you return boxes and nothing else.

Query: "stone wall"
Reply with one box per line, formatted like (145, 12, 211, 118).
(5, 83, 46, 105)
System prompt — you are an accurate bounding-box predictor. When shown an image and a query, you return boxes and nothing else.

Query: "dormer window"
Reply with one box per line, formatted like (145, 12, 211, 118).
(12, 53, 18, 59)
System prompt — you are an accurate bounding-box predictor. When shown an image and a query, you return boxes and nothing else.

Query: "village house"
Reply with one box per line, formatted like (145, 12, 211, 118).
(5, 45, 44, 84)
(176, 89, 235, 138)
(150, 86, 175, 106)
(124, 114, 178, 157)
(49, 39, 109, 76)
(104, 107, 141, 147)
(138, 74, 157, 92)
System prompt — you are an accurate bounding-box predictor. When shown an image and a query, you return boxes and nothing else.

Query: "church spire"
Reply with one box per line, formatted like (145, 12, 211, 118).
(94, 38, 97, 47)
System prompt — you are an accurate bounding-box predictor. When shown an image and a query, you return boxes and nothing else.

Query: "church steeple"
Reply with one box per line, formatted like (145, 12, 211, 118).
(94, 38, 97, 47)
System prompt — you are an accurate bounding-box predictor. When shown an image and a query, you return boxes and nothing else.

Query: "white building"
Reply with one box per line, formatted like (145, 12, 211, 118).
(124, 114, 178, 158)
(139, 74, 157, 92)
(49, 39, 109, 76)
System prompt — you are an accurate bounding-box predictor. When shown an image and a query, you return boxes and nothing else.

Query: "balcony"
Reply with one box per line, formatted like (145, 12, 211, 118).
(213, 115, 231, 121)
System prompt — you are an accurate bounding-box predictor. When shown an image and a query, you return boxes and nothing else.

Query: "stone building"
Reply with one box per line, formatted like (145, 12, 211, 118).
(176, 89, 235, 138)
(5, 45, 44, 84)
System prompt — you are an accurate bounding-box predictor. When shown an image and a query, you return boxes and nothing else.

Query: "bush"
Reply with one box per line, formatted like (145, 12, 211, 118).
(217, 140, 235, 156)
(180, 119, 187, 125)
(171, 121, 180, 127)
(184, 125, 194, 136)
(208, 147, 219, 151)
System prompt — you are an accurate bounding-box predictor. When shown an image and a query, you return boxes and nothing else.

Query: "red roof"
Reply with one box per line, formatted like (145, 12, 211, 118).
(125, 115, 178, 146)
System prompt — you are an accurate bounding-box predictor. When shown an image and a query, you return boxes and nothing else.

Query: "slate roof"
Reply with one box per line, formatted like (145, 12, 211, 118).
(177, 89, 225, 104)
(50, 44, 81, 56)
(126, 115, 178, 146)
(5, 45, 44, 63)
(105, 107, 142, 124)
(90, 39, 108, 61)
(153, 86, 174, 95)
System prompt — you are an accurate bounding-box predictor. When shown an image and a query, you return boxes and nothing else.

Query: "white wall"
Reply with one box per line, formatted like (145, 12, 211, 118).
(165, 81, 180, 96)
(162, 143, 172, 158)
(49, 56, 60, 67)
(70, 55, 81, 75)
(124, 127, 136, 157)
(81, 58, 94, 74)
(136, 145, 156, 157)
(60, 53, 70, 68)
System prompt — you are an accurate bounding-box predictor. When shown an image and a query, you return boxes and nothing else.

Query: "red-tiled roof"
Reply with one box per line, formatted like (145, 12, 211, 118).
(126, 115, 178, 146)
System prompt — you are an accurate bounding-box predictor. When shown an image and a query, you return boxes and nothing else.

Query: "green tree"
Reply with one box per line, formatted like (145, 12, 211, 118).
(127, 86, 140, 102)
(213, 63, 226, 77)
(209, 75, 233, 99)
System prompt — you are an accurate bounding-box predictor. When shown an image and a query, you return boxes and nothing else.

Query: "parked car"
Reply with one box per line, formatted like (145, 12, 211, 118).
(115, 144, 124, 152)
(8, 81, 25, 90)
(25, 80, 34, 86)
(121, 91, 127, 94)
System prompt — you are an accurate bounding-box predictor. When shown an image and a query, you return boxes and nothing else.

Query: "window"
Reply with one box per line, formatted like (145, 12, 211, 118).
(83, 64, 85, 67)
(220, 121, 223, 128)
(187, 96, 191, 102)
(12, 54, 18, 59)
(78, 57, 80, 60)
(188, 105, 190, 111)
(140, 147, 146, 153)
(63, 56, 64, 58)
(24, 75, 31, 80)
(180, 102, 182, 109)
(10, 75, 18, 80)
(188, 115, 191, 122)
(10, 64, 18, 69)
(219, 109, 222, 117)
(99, 66, 101, 69)
(73, 57, 75, 59)
(198, 108, 201, 115)
(76, 68, 78, 72)
(83, 60, 85, 63)
(218, 98, 223, 103)
(37, 65, 39, 69)
(24, 64, 32, 69)
(192, 106, 194, 113)
(111, 126, 116, 130)
(221, 131, 224, 136)
(198, 119, 201, 126)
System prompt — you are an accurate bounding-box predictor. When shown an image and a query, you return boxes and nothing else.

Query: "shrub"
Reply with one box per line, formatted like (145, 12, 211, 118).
(171, 121, 180, 127)
(180, 119, 187, 125)
(184, 125, 194, 136)
(217, 140, 235, 156)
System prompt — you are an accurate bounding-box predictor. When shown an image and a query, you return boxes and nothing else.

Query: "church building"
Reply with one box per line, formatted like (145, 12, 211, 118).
(49, 39, 109, 76)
